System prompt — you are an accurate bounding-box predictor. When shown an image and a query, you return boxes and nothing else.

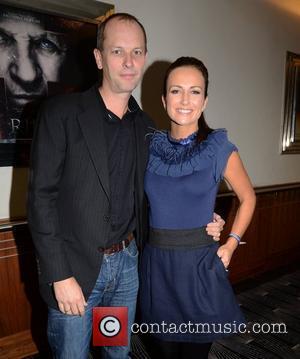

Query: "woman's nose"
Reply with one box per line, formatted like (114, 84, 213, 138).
(181, 92, 189, 105)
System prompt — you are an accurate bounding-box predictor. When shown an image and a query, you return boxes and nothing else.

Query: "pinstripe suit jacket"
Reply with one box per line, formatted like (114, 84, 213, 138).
(28, 85, 153, 308)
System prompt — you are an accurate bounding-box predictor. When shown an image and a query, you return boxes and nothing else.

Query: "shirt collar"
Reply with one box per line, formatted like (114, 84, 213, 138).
(94, 85, 141, 117)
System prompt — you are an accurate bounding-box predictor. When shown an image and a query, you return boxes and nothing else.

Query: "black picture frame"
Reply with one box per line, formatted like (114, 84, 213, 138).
(0, 1, 113, 166)
(282, 51, 300, 154)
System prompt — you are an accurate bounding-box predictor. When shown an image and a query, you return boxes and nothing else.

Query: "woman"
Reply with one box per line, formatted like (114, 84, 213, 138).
(140, 57, 256, 358)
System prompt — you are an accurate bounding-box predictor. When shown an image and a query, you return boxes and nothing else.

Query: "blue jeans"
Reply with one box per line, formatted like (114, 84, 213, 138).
(48, 239, 139, 359)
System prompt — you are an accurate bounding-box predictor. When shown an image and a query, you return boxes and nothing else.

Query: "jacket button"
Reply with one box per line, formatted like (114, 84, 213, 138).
(103, 214, 110, 222)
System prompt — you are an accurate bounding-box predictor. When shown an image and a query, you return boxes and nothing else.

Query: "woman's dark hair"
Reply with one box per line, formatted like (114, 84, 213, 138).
(163, 56, 213, 142)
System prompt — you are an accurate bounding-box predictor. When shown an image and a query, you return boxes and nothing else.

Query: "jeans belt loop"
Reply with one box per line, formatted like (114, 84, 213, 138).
(98, 232, 134, 254)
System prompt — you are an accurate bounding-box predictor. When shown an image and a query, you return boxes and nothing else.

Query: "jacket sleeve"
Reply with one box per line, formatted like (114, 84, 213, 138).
(27, 100, 73, 284)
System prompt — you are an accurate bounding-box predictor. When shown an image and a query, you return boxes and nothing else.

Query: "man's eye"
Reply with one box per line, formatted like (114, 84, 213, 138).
(34, 38, 60, 54)
(133, 49, 143, 56)
(0, 32, 14, 47)
(112, 49, 122, 55)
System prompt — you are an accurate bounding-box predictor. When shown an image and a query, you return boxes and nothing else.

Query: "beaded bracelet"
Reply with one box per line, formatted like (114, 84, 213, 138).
(228, 232, 241, 244)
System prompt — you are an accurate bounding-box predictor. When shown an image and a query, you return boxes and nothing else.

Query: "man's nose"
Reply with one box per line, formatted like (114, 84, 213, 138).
(123, 53, 134, 68)
(10, 43, 39, 82)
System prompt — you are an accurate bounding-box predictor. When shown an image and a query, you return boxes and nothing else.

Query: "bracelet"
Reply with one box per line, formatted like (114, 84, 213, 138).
(228, 232, 241, 244)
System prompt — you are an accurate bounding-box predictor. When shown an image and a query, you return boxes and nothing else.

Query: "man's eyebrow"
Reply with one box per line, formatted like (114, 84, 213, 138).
(0, 26, 14, 38)
(30, 32, 52, 40)
(109, 45, 145, 49)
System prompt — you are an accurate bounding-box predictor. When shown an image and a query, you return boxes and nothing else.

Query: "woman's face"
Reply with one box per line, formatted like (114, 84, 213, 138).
(162, 65, 207, 134)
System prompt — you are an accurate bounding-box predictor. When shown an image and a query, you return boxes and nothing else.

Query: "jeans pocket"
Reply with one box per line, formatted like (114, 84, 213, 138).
(124, 239, 139, 258)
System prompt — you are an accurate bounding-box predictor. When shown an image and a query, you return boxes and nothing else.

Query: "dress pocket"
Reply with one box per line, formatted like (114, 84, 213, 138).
(215, 253, 228, 275)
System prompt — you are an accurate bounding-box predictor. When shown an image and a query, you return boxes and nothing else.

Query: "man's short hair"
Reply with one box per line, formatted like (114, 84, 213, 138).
(97, 13, 147, 52)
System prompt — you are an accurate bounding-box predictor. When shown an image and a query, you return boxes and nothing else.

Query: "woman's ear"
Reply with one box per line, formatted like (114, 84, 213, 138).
(202, 97, 208, 111)
(161, 95, 166, 110)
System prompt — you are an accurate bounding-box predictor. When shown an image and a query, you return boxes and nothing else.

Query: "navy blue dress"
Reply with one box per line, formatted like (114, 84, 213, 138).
(140, 129, 245, 343)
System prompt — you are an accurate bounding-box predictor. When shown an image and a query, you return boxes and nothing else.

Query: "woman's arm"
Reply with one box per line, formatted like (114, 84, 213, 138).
(217, 151, 256, 268)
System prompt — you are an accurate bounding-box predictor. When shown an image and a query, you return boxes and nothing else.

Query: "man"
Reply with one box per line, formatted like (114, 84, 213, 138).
(0, 6, 68, 140)
(0, 12, 67, 107)
(28, 13, 224, 359)
(0, 5, 97, 142)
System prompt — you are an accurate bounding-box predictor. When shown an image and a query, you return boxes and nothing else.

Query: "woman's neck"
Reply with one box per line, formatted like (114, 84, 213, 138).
(170, 126, 198, 140)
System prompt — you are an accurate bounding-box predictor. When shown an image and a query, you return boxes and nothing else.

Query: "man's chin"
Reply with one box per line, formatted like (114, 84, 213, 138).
(8, 94, 45, 107)
(117, 83, 140, 95)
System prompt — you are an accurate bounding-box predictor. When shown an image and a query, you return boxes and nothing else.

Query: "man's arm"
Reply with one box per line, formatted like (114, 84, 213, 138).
(28, 105, 72, 283)
(28, 101, 71, 283)
(27, 101, 86, 315)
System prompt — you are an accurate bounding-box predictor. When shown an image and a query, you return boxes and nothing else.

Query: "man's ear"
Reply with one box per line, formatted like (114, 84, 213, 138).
(161, 95, 166, 110)
(93, 48, 103, 70)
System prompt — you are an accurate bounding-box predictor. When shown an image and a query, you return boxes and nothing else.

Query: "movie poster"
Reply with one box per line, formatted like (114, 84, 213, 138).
(0, 4, 99, 165)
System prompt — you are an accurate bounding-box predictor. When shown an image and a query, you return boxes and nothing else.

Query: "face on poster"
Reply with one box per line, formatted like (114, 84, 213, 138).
(0, 4, 98, 143)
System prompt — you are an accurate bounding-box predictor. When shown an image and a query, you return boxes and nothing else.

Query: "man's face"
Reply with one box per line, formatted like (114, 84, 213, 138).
(0, 16, 67, 106)
(94, 18, 147, 96)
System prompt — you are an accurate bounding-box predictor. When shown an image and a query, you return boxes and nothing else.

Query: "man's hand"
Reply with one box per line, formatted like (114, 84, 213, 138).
(53, 277, 87, 316)
(206, 213, 225, 241)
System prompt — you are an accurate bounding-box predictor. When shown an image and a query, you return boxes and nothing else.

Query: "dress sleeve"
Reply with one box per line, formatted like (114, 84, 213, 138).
(213, 130, 238, 182)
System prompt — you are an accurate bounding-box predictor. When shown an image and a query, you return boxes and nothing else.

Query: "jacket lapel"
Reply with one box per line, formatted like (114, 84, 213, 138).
(134, 111, 151, 200)
(77, 86, 110, 202)
(133, 111, 153, 247)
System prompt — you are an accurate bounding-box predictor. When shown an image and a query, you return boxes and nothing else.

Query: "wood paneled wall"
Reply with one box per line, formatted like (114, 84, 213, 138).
(0, 226, 48, 358)
(216, 184, 300, 283)
(0, 184, 299, 358)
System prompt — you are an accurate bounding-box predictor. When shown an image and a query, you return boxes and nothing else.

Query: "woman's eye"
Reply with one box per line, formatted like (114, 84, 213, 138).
(191, 90, 201, 95)
(170, 89, 179, 94)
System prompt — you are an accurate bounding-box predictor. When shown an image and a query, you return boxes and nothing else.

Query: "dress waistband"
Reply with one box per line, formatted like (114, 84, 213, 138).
(148, 227, 215, 249)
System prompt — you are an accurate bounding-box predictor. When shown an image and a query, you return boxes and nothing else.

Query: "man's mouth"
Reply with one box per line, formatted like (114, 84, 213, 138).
(9, 93, 43, 105)
(120, 73, 136, 78)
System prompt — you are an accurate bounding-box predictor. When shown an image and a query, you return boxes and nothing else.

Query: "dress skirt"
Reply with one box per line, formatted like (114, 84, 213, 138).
(139, 228, 245, 343)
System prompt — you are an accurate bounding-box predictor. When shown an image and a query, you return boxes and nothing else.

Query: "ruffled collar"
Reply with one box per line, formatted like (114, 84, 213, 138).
(147, 129, 227, 177)
(167, 131, 197, 145)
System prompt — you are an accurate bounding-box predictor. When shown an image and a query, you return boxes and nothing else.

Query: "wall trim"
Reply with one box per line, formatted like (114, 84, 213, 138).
(218, 181, 300, 197)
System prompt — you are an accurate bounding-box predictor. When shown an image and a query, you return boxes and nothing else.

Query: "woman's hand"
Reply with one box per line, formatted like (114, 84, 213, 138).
(216, 237, 238, 268)
(206, 212, 225, 241)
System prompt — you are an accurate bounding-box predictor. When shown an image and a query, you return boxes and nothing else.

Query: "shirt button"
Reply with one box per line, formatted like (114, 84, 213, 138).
(103, 214, 110, 222)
